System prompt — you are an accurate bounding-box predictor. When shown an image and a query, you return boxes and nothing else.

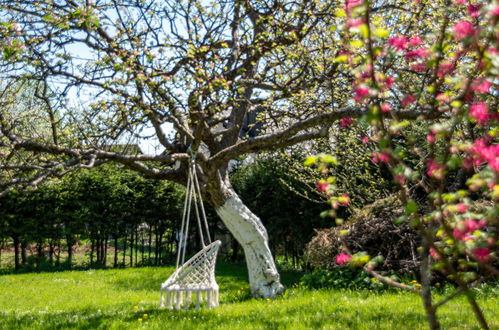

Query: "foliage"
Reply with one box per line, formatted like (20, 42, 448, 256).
(0, 165, 185, 270)
(230, 155, 329, 266)
(0, 265, 497, 329)
(299, 267, 389, 291)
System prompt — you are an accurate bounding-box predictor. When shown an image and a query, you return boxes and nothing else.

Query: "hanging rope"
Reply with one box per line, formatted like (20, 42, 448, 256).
(176, 153, 212, 268)
(161, 151, 222, 310)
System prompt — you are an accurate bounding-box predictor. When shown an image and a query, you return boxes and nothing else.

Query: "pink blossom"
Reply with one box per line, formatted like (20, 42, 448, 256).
(467, 4, 481, 18)
(345, 0, 364, 13)
(455, 0, 468, 4)
(453, 228, 470, 241)
(469, 102, 490, 125)
(401, 94, 416, 107)
(426, 158, 444, 179)
(426, 134, 436, 143)
(340, 117, 354, 127)
(378, 152, 390, 163)
(383, 76, 395, 90)
(336, 253, 352, 265)
(473, 248, 491, 262)
(361, 136, 369, 144)
(429, 248, 440, 260)
(409, 35, 423, 47)
(436, 93, 450, 103)
(457, 203, 467, 213)
(453, 21, 476, 40)
(381, 103, 392, 112)
(463, 219, 486, 232)
(347, 19, 363, 27)
(354, 87, 370, 101)
(437, 62, 455, 78)
(490, 6, 499, 16)
(394, 174, 407, 185)
(338, 193, 350, 206)
(471, 79, 491, 94)
(411, 63, 427, 72)
(316, 181, 329, 192)
(468, 139, 499, 171)
(405, 48, 429, 60)
(388, 36, 408, 51)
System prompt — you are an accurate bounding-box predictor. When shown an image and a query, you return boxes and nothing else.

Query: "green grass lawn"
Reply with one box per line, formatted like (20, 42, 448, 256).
(0, 264, 496, 329)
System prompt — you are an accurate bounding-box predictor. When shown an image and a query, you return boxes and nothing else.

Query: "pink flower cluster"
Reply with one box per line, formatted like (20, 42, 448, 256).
(453, 219, 487, 241)
(453, 21, 476, 40)
(467, 139, 499, 171)
(426, 158, 444, 179)
(371, 152, 390, 164)
(340, 117, 354, 127)
(336, 253, 352, 265)
(316, 181, 329, 192)
(469, 102, 492, 125)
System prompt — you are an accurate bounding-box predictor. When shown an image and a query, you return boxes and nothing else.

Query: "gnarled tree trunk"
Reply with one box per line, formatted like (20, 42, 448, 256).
(210, 178, 284, 298)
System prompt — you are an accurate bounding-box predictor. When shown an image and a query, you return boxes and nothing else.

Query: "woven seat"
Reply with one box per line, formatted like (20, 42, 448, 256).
(160, 240, 221, 310)
(160, 156, 221, 310)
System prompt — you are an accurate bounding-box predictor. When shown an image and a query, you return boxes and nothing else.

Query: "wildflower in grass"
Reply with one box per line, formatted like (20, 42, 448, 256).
(336, 253, 352, 265)
(138, 318, 143, 322)
(133, 306, 139, 311)
(361, 136, 369, 144)
(143, 314, 148, 319)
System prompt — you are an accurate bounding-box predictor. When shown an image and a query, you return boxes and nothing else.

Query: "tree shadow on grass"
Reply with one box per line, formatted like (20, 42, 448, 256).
(0, 309, 121, 330)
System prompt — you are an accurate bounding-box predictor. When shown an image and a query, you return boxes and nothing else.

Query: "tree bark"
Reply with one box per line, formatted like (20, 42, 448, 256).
(13, 235, 20, 270)
(214, 182, 284, 298)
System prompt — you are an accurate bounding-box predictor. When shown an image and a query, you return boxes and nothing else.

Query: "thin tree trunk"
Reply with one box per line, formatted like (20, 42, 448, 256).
(103, 238, 108, 266)
(420, 238, 440, 329)
(114, 236, 118, 268)
(20, 240, 27, 266)
(66, 235, 73, 267)
(129, 230, 133, 267)
(13, 236, 20, 270)
(148, 227, 152, 261)
(122, 234, 127, 267)
(56, 240, 61, 266)
(49, 241, 54, 265)
(90, 239, 95, 264)
(135, 228, 138, 266)
(141, 235, 145, 265)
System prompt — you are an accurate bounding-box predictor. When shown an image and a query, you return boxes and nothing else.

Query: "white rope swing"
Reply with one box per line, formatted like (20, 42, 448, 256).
(160, 156, 221, 310)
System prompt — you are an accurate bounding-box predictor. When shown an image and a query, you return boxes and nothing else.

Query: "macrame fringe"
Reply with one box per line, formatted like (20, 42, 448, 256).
(160, 288, 219, 310)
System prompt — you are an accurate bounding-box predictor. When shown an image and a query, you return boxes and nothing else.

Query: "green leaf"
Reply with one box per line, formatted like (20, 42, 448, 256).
(405, 200, 418, 215)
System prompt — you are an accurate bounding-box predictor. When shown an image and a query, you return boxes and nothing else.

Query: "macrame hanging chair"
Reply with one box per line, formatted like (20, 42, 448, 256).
(160, 157, 221, 310)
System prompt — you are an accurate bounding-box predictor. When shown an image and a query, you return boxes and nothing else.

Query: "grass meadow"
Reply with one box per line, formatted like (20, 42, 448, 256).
(0, 263, 497, 329)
